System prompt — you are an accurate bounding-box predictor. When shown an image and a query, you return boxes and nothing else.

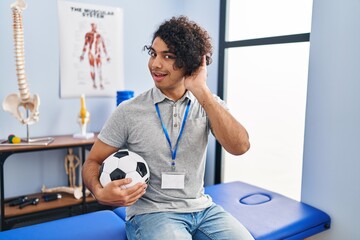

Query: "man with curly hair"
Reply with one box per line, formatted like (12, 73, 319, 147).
(83, 16, 254, 240)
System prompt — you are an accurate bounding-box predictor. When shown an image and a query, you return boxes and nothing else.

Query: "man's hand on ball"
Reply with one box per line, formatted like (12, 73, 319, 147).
(95, 178, 147, 207)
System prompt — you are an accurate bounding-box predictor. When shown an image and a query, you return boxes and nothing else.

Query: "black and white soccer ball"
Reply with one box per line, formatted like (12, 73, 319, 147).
(99, 150, 150, 189)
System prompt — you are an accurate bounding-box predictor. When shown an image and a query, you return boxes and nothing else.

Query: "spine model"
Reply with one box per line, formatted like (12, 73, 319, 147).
(2, 0, 40, 125)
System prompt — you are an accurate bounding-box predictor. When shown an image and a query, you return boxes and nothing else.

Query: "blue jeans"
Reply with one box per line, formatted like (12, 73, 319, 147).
(125, 204, 254, 240)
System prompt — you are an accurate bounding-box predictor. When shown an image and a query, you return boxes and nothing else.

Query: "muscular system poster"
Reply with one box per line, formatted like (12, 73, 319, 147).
(58, 1, 124, 98)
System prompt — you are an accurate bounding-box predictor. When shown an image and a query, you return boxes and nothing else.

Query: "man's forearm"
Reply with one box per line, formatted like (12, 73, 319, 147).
(196, 87, 250, 155)
(82, 160, 103, 197)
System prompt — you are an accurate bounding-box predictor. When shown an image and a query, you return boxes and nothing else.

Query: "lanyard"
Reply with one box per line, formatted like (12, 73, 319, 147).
(155, 100, 191, 170)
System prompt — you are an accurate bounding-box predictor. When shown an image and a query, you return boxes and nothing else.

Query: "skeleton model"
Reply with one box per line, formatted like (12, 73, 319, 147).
(41, 185, 91, 200)
(2, 0, 40, 126)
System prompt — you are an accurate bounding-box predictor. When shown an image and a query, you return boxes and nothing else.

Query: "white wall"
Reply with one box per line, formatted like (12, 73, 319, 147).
(302, 0, 360, 239)
(0, 0, 219, 197)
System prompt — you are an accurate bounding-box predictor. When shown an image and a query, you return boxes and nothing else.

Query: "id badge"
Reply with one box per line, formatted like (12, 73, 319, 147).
(161, 172, 185, 189)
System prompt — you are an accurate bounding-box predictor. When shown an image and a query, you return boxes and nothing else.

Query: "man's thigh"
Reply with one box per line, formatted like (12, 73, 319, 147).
(194, 204, 255, 240)
(126, 212, 192, 240)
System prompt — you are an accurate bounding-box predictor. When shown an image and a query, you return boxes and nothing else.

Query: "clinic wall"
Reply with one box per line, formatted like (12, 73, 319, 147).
(302, 0, 360, 239)
(0, 0, 219, 197)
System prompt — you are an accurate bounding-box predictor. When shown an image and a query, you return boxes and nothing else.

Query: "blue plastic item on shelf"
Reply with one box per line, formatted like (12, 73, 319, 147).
(116, 90, 134, 106)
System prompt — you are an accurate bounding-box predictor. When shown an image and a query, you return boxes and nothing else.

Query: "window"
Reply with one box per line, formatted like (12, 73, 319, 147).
(217, 0, 313, 200)
(227, 0, 312, 41)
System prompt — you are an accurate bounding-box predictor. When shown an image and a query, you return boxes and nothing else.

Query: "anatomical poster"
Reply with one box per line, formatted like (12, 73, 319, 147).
(58, 0, 124, 98)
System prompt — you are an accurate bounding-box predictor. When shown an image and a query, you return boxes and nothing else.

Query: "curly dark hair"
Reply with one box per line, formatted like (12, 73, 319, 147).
(145, 16, 213, 77)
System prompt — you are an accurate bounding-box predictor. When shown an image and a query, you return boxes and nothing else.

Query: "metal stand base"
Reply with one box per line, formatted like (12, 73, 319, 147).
(0, 124, 54, 146)
(23, 124, 54, 144)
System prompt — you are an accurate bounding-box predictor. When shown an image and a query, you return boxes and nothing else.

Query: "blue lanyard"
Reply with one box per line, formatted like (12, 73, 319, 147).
(155, 100, 191, 170)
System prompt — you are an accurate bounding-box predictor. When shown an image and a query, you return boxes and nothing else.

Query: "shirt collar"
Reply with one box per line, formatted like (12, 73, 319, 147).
(153, 87, 194, 104)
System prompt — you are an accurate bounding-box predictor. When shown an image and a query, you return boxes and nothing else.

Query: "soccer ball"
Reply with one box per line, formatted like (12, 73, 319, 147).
(99, 150, 150, 189)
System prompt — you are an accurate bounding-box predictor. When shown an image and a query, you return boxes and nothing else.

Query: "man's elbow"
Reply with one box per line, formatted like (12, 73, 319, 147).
(230, 140, 250, 156)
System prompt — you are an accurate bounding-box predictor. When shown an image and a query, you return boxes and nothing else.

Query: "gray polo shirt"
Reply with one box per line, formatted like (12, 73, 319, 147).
(98, 87, 226, 220)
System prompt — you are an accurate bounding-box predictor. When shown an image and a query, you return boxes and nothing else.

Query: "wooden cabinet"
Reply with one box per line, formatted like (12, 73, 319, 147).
(0, 134, 110, 230)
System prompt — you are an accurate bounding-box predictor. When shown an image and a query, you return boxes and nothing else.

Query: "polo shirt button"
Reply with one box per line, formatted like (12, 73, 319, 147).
(174, 114, 177, 117)
(174, 124, 178, 127)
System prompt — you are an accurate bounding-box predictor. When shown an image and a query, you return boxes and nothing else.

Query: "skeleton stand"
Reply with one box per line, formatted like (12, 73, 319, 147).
(23, 109, 54, 145)
(0, 110, 54, 146)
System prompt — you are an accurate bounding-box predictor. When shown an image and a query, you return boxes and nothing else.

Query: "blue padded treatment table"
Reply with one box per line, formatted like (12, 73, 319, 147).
(114, 181, 331, 240)
(0, 181, 330, 239)
(0, 210, 127, 240)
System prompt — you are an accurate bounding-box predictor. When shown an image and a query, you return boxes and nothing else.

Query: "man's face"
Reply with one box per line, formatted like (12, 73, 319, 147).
(148, 37, 186, 98)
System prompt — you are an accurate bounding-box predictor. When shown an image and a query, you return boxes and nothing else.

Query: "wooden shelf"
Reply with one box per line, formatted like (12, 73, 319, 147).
(0, 134, 98, 153)
(0, 134, 102, 230)
(5, 192, 96, 218)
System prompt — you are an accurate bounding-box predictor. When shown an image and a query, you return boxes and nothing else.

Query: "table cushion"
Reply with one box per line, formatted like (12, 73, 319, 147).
(205, 181, 331, 240)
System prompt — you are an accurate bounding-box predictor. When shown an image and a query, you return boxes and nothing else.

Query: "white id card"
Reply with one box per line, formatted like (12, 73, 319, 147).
(161, 172, 185, 189)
